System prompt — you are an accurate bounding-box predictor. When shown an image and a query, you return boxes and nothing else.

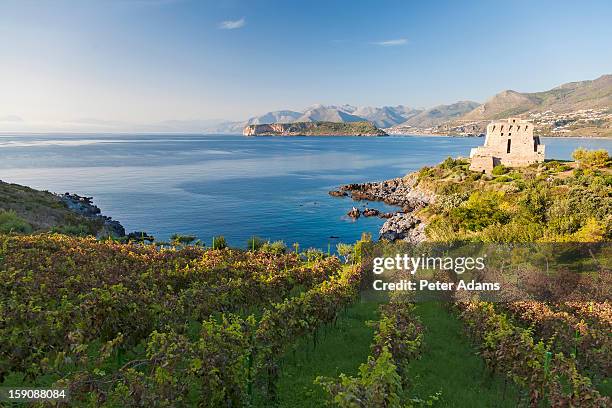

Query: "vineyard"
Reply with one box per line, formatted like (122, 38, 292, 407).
(0, 233, 610, 407)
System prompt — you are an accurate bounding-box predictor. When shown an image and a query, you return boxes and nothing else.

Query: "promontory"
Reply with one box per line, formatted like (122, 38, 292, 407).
(243, 121, 388, 136)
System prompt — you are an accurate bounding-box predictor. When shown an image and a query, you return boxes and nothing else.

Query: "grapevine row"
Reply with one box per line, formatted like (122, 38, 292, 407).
(0, 233, 341, 380)
(500, 301, 611, 377)
(457, 301, 609, 407)
(52, 262, 362, 406)
(317, 294, 425, 407)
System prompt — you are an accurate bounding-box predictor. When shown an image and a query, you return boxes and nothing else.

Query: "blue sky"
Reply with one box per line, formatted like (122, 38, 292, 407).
(0, 0, 611, 130)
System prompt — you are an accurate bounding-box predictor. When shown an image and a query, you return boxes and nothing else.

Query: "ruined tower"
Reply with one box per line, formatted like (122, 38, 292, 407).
(469, 118, 545, 173)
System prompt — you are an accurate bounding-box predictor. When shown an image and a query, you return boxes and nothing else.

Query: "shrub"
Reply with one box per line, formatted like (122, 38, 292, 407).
(336, 243, 353, 264)
(449, 191, 510, 232)
(440, 156, 468, 170)
(246, 236, 266, 251)
(261, 240, 287, 254)
(211, 235, 227, 249)
(491, 165, 509, 175)
(170, 233, 198, 246)
(572, 148, 610, 168)
(51, 223, 91, 236)
(0, 210, 32, 234)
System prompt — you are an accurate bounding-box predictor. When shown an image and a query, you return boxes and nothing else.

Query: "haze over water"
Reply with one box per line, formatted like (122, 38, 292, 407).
(1, 134, 610, 249)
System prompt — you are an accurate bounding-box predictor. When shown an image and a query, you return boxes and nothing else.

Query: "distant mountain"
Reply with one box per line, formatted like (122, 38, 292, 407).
(245, 110, 303, 125)
(206, 104, 423, 133)
(400, 101, 480, 128)
(204, 74, 612, 137)
(296, 104, 366, 123)
(352, 105, 423, 128)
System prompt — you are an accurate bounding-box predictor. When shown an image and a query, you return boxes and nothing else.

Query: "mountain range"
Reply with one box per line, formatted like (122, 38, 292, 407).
(207, 74, 611, 137)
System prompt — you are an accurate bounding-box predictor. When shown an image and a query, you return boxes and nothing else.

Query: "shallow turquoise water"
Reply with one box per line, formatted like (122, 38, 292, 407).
(0, 134, 610, 249)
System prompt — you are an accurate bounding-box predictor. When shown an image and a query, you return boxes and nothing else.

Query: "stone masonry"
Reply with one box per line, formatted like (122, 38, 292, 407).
(469, 118, 545, 173)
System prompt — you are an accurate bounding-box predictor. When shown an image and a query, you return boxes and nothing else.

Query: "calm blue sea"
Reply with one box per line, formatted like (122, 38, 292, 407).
(1, 134, 610, 249)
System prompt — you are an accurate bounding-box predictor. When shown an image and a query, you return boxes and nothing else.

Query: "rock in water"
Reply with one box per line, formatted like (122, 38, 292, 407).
(362, 208, 380, 217)
(329, 190, 348, 197)
(347, 207, 361, 219)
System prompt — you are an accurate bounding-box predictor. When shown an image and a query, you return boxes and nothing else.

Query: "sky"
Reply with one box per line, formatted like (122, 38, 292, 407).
(0, 0, 611, 132)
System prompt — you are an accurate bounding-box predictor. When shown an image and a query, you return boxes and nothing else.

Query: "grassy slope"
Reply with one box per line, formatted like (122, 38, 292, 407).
(0, 181, 99, 232)
(255, 301, 380, 408)
(405, 302, 522, 407)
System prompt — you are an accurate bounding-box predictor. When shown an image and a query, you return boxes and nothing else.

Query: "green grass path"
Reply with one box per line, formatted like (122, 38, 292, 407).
(405, 302, 522, 407)
(256, 301, 380, 408)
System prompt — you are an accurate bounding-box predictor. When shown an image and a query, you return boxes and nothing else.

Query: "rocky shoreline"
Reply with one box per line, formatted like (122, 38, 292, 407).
(329, 173, 436, 243)
(60, 193, 126, 238)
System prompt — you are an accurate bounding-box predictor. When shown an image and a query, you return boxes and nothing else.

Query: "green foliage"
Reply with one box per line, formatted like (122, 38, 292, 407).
(316, 348, 403, 408)
(440, 156, 469, 170)
(318, 298, 424, 407)
(572, 148, 610, 168)
(260, 240, 287, 254)
(51, 223, 92, 236)
(0, 210, 33, 234)
(170, 233, 198, 246)
(449, 191, 510, 232)
(247, 236, 266, 251)
(491, 165, 509, 175)
(0, 233, 347, 402)
(212, 235, 227, 249)
(353, 232, 372, 264)
(336, 243, 354, 264)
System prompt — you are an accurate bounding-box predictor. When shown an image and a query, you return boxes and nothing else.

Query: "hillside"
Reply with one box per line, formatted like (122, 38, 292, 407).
(433, 74, 612, 137)
(388, 101, 480, 133)
(0, 180, 124, 237)
(243, 121, 387, 136)
(217, 74, 611, 137)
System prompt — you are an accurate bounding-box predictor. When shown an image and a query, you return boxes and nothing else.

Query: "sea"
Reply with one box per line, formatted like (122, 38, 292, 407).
(1, 134, 610, 249)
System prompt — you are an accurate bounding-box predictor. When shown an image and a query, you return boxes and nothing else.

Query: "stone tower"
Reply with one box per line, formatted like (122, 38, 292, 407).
(469, 118, 545, 173)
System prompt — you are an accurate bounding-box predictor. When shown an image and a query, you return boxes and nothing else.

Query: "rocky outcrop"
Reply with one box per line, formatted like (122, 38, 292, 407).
(329, 190, 348, 197)
(61, 193, 126, 238)
(333, 173, 437, 244)
(362, 208, 380, 217)
(243, 121, 387, 136)
(339, 174, 436, 211)
(379, 213, 426, 244)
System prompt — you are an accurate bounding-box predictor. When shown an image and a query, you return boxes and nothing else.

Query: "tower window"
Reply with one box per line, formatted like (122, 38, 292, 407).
(507, 139, 511, 153)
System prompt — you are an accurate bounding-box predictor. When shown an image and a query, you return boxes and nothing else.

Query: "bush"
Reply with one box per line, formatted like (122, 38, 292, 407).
(261, 240, 287, 254)
(450, 191, 510, 232)
(51, 223, 91, 237)
(0, 210, 32, 234)
(491, 165, 509, 175)
(440, 156, 468, 170)
(336, 243, 353, 264)
(212, 235, 227, 249)
(246, 236, 266, 251)
(572, 148, 610, 168)
(170, 233, 198, 246)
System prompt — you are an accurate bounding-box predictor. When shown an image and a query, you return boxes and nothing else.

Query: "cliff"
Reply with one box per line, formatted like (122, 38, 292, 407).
(243, 121, 387, 136)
